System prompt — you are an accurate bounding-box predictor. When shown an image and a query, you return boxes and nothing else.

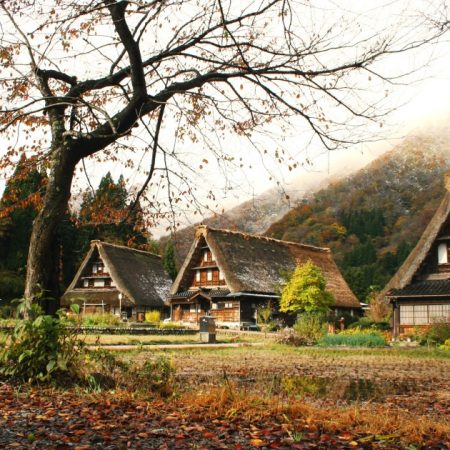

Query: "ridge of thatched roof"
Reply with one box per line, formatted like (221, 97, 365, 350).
(170, 225, 360, 308)
(62, 241, 172, 307)
(383, 190, 450, 297)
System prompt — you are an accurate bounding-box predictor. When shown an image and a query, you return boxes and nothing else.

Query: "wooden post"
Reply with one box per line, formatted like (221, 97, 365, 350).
(392, 301, 400, 340)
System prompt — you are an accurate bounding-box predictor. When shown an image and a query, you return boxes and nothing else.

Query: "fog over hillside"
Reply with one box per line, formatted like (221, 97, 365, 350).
(163, 120, 450, 302)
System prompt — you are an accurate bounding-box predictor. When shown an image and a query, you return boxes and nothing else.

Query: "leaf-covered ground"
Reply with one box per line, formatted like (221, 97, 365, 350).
(1, 346, 449, 449)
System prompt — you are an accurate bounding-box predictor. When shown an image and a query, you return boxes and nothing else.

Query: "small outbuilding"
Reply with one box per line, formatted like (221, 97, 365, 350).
(62, 240, 172, 321)
(167, 226, 360, 328)
(384, 175, 450, 338)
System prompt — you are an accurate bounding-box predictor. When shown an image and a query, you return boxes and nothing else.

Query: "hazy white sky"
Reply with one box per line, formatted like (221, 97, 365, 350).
(1, 0, 450, 237)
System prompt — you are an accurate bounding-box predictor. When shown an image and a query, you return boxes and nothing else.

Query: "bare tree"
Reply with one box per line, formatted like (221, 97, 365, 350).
(0, 0, 445, 310)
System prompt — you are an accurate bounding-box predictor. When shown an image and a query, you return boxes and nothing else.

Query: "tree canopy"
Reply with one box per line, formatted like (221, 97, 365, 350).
(0, 0, 446, 306)
(280, 261, 334, 314)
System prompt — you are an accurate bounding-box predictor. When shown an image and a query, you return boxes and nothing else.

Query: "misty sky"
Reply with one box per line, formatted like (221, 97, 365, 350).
(1, 0, 450, 237)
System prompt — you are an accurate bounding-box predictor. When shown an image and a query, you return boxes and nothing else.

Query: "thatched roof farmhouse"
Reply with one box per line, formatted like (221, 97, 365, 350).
(167, 226, 360, 327)
(62, 240, 172, 320)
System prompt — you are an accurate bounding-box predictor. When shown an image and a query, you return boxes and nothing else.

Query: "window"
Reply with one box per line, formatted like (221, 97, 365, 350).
(196, 270, 200, 282)
(413, 305, 428, 325)
(211, 303, 218, 310)
(204, 251, 209, 262)
(429, 304, 450, 321)
(83, 279, 88, 288)
(219, 270, 224, 280)
(94, 279, 105, 287)
(190, 304, 197, 313)
(97, 263, 104, 273)
(438, 243, 448, 264)
(207, 269, 212, 281)
(400, 304, 450, 325)
(92, 263, 98, 273)
(400, 305, 414, 325)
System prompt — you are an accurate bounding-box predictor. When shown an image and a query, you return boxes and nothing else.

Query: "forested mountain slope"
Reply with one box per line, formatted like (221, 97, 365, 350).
(266, 131, 450, 301)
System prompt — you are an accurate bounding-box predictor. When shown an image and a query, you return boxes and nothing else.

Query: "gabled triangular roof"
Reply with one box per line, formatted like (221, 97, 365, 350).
(63, 241, 172, 307)
(170, 226, 360, 308)
(384, 188, 450, 297)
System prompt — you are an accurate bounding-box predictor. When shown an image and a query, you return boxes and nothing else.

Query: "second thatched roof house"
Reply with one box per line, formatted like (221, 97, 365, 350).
(167, 226, 360, 327)
(62, 240, 172, 321)
(384, 174, 450, 338)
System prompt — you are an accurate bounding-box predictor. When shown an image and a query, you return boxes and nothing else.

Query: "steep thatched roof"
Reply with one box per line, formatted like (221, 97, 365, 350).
(62, 241, 172, 308)
(170, 226, 360, 308)
(383, 186, 450, 298)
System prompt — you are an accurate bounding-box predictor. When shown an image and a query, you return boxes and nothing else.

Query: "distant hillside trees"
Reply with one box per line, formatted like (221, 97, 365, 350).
(0, 166, 158, 301)
(62, 172, 157, 287)
(266, 143, 450, 301)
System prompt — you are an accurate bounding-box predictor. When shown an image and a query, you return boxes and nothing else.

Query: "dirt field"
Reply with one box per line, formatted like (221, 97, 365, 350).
(141, 345, 450, 413)
(1, 345, 449, 449)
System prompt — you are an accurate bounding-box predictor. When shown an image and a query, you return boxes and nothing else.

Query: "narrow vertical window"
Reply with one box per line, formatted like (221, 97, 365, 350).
(204, 251, 208, 262)
(92, 264, 98, 273)
(219, 270, 224, 281)
(438, 243, 448, 264)
(196, 270, 200, 282)
(207, 269, 212, 281)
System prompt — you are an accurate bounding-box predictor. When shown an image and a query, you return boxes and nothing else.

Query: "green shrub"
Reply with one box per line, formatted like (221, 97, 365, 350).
(132, 354, 175, 396)
(0, 317, 17, 327)
(0, 301, 84, 383)
(145, 310, 161, 323)
(0, 304, 14, 319)
(348, 317, 390, 331)
(81, 313, 121, 328)
(293, 312, 326, 344)
(423, 319, 450, 345)
(318, 331, 387, 347)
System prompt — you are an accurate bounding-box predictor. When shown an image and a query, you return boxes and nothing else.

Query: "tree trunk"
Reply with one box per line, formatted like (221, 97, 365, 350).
(25, 143, 78, 314)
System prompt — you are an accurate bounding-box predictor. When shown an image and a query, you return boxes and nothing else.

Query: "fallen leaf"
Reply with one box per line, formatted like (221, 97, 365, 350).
(250, 438, 265, 447)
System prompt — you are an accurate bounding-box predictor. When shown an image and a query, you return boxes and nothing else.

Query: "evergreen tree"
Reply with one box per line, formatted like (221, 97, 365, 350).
(162, 239, 177, 281)
(0, 156, 45, 271)
(0, 156, 45, 300)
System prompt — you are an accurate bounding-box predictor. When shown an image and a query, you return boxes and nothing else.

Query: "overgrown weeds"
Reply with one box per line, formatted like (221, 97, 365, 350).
(0, 301, 84, 383)
(82, 348, 175, 397)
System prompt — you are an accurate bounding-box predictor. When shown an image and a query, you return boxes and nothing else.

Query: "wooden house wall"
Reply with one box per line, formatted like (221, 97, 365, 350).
(172, 301, 209, 323)
(210, 300, 240, 322)
(393, 298, 450, 337)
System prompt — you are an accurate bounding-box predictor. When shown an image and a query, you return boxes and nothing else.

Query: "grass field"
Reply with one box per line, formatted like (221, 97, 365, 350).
(82, 330, 269, 345)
